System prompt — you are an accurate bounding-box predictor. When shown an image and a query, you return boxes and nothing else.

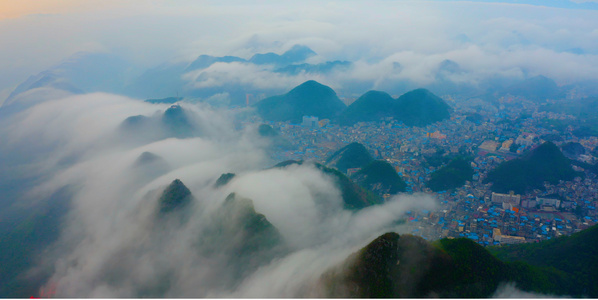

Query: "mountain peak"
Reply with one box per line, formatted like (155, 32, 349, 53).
(161, 104, 197, 138)
(283, 45, 316, 59)
(134, 151, 162, 165)
(289, 80, 333, 94)
(485, 141, 576, 193)
(214, 173, 236, 188)
(250, 45, 315, 66)
(337, 90, 396, 125)
(257, 124, 279, 137)
(158, 179, 193, 213)
(338, 88, 450, 127)
(504, 75, 561, 102)
(326, 142, 374, 174)
(255, 80, 346, 123)
(185, 54, 246, 71)
(395, 88, 452, 127)
(352, 160, 407, 196)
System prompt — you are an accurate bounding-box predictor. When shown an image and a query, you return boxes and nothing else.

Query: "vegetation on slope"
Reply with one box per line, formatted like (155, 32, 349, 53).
(199, 193, 287, 282)
(490, 224, 598, 297)
(320, 233, 510, 297)
(254, 80, 346, 123)
(273, 160, 381, 209)
(352, 160, 407, 195)
(484, 142, 577, 194)
(214, 173, 236, 188)
(337, 88, 452, 127)
(426, 157, 474, 192)
(325, 142, 374, 174)
(395, 88, 452, 127)
(321, 226, 598, 298)
(257, 124, 294, 150)
(503, 75, 563, 102)
(158, 179, 193, 213)
(337, 90, 396, 126)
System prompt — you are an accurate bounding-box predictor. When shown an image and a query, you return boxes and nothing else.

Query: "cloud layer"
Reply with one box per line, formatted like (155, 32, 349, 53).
(2, 0, 598, 103)
(0, 91, 437, 297)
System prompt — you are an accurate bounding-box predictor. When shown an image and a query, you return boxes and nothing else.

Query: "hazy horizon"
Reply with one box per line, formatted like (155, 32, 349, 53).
(2, 0, 598, 104)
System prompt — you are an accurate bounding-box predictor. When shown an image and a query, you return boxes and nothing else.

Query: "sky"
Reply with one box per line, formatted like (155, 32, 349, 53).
(2, 0, 598, 104)
(1, 1, 594, 296)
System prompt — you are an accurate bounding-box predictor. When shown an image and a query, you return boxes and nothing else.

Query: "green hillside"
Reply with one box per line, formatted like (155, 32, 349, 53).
(490, 224, 598, 297)
(214, 173, 236, 188)
(0, 188, 72, 298)
(254, 80, 346, 123)
(484, 142, 577, 194)
(325, 142, 374, 174)
(119, 104, 200, 143)
(337, 88, 452, 127)
(199, 193, 287, 282)
(273, 160, 381, 209)
(257, 124, 294, 150)
(352, 160, 407, 195)
(319, 233, 510, 297)
(395, 88, 452, 127)
(426, 157, 474, 192)
(504, 75, 563, 102)
(158, 179, 193, 213)
(320, 227, 598, 298)
(337, 90, 396, 126)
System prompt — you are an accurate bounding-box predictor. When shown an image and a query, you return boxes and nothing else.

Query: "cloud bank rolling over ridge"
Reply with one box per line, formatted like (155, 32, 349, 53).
(0, 90, 438, 297)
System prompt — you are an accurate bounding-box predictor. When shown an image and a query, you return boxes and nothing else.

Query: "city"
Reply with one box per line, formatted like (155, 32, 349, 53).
(258, 94, 598, 246)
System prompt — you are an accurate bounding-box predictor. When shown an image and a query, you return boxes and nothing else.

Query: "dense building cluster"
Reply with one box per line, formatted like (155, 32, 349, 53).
(260, 97, 598, 246)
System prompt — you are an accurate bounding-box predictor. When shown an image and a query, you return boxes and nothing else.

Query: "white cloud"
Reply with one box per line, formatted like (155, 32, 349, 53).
(3, 0, 598, 101)
(0, 89, 439, 297)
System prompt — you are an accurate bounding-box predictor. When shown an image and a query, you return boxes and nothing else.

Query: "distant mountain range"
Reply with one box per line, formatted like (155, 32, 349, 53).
(477, 75, 565, 106)
(184, 45, 316, 72)
(4, 52, 129, 105)
(118, 104, 201, 144)
(256, 81, 452, 126)
(2, 45, 355, 108)
(5, 47, 589, 115)
(502, 75, 564, 102)
(337, 87, 452, 127)
(248, 45, 316, 66)
(124, 44, 350, 105)
(274, 60, 351, 75)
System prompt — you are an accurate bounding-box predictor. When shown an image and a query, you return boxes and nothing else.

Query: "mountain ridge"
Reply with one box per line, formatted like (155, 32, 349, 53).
(255, 80, 346, 123)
